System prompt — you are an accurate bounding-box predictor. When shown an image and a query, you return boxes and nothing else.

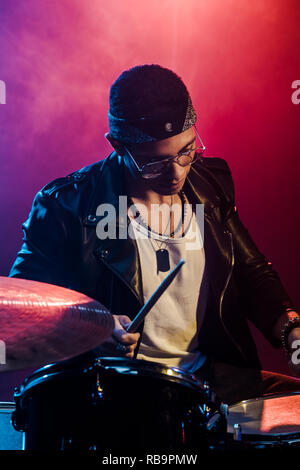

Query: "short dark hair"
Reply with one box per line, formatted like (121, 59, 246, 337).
(109, 64, 189, 119)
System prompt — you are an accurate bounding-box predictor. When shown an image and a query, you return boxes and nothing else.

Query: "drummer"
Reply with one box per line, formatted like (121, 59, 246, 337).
(9, 64, 300, 405)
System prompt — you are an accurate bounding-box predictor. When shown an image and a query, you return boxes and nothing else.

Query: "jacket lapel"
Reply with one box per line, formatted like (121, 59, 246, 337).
(83, 153, 144, 305)
(184, 163, 232, 302)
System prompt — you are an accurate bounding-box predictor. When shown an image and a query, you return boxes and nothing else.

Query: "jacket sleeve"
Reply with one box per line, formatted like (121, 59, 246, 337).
(9, 190, 74, 289)
(221, 160, 296, 348)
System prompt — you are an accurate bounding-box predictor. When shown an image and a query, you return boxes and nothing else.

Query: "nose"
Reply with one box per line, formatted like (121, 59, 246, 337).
(167, 160, 186, 182)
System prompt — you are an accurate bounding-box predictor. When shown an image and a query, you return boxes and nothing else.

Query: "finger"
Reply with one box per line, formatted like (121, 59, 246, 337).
(112, 315, 140, 340)
(119, 332, 140, 345)
(119, 343, 135, 354)
(99, 339, 131, 357)
(113, 329, 140, 345)
(118, 315, 132, 330)
(123, 345, 135, 358)
(115, 342, 137, 357)
(99, 336, 122, 352)
(124, 350, 135, 358)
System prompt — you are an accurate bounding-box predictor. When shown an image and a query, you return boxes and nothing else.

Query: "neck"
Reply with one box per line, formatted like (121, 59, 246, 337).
(124, 167, 181, 206)
(128, 190, 187, 238)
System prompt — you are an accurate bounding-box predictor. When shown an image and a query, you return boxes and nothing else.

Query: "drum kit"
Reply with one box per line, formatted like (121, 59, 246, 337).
(1, 276, 300, 453)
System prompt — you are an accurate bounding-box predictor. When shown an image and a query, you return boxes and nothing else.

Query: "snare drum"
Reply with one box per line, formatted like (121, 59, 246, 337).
(13, 356, 221, 451)
(226, 393, 300, 449)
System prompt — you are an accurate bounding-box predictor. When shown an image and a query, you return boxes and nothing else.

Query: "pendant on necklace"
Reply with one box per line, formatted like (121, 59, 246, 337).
(156, 249, 170, 273)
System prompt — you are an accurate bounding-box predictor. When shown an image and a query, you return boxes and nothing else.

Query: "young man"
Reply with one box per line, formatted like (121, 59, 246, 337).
(9, 64, 300, 404)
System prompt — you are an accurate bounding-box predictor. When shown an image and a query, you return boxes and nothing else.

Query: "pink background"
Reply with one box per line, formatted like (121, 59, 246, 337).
(0, 0, 299, 400)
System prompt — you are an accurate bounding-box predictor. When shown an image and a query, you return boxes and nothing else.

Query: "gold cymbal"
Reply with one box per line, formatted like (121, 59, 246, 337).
(0, 277, 114, 371)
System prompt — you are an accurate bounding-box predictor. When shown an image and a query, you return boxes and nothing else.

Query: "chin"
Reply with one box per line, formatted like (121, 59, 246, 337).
(153, 179, 185, 195)
(154, 187, 183, 196)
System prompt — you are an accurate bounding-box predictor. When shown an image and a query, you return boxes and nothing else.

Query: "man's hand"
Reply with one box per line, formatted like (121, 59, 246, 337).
(98, 315, 140, 358)
(288, 327, 300, 378)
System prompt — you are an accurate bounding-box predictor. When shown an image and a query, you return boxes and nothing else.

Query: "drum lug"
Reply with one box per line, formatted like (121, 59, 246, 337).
(233, 423, 242, 441)
(202, 381, 221, 418)
(220, 403, 229, 419)
(12, 386, 27, 433)
(91, 371, 104, 405)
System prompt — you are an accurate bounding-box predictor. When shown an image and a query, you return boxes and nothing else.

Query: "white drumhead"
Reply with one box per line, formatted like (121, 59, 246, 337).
(228, 393, 300, 436)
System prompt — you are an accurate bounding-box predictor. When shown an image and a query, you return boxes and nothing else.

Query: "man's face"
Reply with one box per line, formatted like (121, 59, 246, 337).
(126, 127, 196, 195)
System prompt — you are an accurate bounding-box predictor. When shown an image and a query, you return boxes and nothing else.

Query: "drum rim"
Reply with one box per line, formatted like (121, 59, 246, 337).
(92, 356, 203, 390)
(16, 356, 204, 396)
(0, 402, 16, 411)
(229, 390, 300, 410)
(227, 391, 300, 439)
(15, 351, 96, 395)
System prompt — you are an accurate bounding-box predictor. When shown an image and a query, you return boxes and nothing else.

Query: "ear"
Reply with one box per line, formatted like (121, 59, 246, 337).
(105, 132, 125, 156)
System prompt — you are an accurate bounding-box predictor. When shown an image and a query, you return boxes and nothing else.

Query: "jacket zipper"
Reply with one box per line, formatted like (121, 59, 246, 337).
(219, 231, 247, 361)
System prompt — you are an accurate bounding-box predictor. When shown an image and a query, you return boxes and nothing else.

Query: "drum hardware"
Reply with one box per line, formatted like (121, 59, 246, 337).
(91, 370, 105, 405)
(198, 380, 228, 450)
(11, 387, 27, 433)
(206, 404, 229, 450)
(233, 423, 242, 441)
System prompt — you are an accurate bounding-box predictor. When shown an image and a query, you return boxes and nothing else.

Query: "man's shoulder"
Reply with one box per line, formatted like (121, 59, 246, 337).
(29, 152, 121, 222)
(40, 161, 103, 198)
(192, 155, 234, 190)
(40, 158, 106, 199)
(189, 155, 235, 206)
(196, 155, 231, 174)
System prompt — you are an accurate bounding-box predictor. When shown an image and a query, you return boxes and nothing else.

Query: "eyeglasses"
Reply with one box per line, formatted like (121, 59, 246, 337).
(124, 126, 206, 179)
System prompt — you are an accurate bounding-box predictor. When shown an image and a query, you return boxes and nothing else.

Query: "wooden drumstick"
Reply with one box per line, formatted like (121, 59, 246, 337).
(126, 259, 185, 333)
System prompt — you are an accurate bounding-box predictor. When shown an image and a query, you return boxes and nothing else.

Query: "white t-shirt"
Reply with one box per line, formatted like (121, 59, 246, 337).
(129, 202, 208, 372)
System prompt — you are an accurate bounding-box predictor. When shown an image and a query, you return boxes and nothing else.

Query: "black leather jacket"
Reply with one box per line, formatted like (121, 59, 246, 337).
(9, 152, 295, 368)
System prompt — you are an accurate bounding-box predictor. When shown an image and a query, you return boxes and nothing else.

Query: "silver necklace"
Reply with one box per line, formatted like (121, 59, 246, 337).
(129, 191, 186, 273)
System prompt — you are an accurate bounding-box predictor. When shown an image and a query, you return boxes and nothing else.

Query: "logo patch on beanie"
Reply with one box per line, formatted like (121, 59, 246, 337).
(165, 122, 173, 132)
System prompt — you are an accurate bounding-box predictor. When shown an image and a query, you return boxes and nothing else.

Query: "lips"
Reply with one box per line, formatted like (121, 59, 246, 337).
(155, 180, 184, 194)
(163, 178, 184, 185)
(168, 179, 184, 188)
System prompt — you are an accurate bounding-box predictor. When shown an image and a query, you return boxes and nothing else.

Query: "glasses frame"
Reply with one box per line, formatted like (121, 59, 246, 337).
(124, 126, 206, 179)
